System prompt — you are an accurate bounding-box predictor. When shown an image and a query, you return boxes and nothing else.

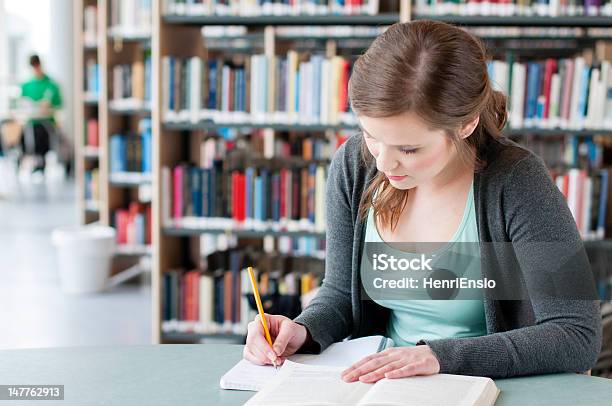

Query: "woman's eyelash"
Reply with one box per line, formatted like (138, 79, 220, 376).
(363, 132, 417, 154)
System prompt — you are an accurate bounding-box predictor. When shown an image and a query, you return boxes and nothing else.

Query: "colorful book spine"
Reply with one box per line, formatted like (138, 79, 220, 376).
(413, 0, 612, 16)
(162, 53, 356, 126)
(86, 119, 99, 147)
(161, 250, 324, 335)
(114, 202, 152, 246)
(489, 53, 612, 131)
(85, 59, 99, 97)
(84, 169, 100, 202)
(109, 118, 152, 173)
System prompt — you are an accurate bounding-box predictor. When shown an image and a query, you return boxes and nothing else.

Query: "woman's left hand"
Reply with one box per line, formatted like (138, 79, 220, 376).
(341, 345, 441, 383)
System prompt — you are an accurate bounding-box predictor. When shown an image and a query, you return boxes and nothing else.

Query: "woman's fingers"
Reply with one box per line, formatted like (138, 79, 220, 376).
(246, 319, 277, 364)
(272, 320, 295, 356)
(243, 346, 268, 366)
(358, 360, 405, 383)
(385, 359, 430, 379)
(341, 353, 393, 382)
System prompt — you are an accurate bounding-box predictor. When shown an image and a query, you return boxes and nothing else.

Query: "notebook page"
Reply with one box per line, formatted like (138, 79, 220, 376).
(244, 360, 372, 406)
(220, 335, 391, 391)
(291, 335, 393, 367)
(219, 359, 279, 391)
(357, 374, 498, 406)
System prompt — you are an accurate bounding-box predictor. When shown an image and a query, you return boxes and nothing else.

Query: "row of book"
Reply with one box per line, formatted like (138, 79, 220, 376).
(162, 52, 612, 130)
(201, 25, 387, 39)
(162, 53, 354, 126)
(515, 134, 603, 170)
(110, 119, 152, 173)
(113, 202, 152, 246)
(85, 59, 100, 99)
(164, 0, 612, 17)
(164, 0, 381, 17)
(490, 53, 612, 130)
(109, 0, 152, 38)
(470, 27, 612, 39)
(415, 0, 612, 17)
(161, 249, 323, 335)
(163, 159, 327, 231)
(200, 131, 335, 168)
(555, 168, 609, 240)
(86, 119, 99, 148)
(200, 234, 327, 262)
(110, 54, 152, 110)
(514, 135, 610, 239)
(84, 169, 100, 203)
(83, 5, 98, 47)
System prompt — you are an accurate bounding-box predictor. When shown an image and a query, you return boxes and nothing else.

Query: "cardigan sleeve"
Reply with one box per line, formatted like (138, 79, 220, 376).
(419, 154, 602, 378)
(293, 139, 356, 353)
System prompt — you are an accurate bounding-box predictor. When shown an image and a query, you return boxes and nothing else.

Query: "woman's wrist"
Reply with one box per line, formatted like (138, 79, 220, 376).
(295, 323, 320, 354)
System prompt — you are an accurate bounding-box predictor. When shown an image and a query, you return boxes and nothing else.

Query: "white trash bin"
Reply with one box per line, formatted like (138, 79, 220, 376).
(51, 225, 116, 294)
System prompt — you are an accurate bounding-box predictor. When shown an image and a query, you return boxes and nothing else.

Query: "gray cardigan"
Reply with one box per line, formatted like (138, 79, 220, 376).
(294, 133, 602, 378)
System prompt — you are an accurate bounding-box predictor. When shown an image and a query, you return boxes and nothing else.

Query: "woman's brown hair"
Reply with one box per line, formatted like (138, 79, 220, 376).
(348, 20, 507, 232)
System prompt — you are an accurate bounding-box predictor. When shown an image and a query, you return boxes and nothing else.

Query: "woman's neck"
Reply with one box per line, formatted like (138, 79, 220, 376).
(415, 151, 475, 197)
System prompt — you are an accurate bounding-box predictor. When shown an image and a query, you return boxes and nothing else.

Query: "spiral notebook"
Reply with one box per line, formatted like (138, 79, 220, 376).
(219, 335, 394, 392)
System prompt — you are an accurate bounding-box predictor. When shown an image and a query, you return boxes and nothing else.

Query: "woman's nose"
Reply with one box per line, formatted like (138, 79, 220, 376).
(376, 147, 398, 173)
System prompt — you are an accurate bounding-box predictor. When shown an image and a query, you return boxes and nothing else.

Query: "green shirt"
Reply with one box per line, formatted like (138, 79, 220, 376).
(366, 181, 487, 346)
(21, 74, 62, 123)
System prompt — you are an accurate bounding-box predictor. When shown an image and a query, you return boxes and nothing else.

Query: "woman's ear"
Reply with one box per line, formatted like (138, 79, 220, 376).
(460, 116, 480, 139)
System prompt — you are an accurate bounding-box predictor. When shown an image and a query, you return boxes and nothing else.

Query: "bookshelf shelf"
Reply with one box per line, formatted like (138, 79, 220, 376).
(84, 200, 101, 213)
(115, 244, 153, 257)
(412, 15, 612, 27)
(163, 13, 401, 26)
(109, 171, 153, 187)
(107, 32, 152, 43)
(83, 146, 101, 159)
(161, 331, 245, 343)
(163, 121, 359, 132)
(163, 226, 325, 239)
(504, 128, 612, 136)
(163, 120, 612, 136)
(108, 105, 152, 116)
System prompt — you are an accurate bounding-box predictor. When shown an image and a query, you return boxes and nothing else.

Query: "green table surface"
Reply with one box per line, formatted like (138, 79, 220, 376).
(0, 344, 610, 405)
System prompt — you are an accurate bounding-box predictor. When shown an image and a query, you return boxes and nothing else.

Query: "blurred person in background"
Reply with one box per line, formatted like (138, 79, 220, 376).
(19, 54, 62, 173)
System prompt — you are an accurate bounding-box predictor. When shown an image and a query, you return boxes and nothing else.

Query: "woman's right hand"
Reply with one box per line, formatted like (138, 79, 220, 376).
(243, 314, 308, 366)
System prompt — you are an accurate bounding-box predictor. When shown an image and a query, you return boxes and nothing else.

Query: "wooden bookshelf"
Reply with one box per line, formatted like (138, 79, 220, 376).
(74, 0, 612, 344)
(74, 0, 102, 225)
(75, 0, 154, 225)
(73, 0, 154, 294)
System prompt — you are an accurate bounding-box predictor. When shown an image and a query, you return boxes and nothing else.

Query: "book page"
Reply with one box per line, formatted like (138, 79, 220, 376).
(244, 361, 372, 406)
(220, 335, 392, 391)
(357, 374, 498, 406)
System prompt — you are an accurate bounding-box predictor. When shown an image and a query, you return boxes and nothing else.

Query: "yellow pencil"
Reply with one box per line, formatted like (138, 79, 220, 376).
(247, 266, 278, 369)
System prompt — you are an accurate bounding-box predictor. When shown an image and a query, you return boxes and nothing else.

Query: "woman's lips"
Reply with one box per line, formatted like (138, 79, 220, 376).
(387, 174, 407, 181)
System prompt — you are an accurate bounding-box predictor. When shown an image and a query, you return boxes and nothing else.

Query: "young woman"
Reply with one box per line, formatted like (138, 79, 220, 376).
(243, 20, 602, 381)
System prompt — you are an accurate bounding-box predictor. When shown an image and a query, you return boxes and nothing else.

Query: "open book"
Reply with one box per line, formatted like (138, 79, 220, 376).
(220, 335, 393, 391)
(245, 360, 500, 406)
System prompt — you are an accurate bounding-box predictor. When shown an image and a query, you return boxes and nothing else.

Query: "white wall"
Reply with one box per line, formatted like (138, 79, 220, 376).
(0, 0, 8, 116)
(47, 0, 74, 141)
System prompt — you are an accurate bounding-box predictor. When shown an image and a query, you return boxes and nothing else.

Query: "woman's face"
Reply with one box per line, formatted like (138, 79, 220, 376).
(359, 112, 459, 190)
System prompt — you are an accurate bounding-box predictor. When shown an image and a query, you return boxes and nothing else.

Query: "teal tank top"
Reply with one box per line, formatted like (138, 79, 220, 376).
(365, 182, 487, 346)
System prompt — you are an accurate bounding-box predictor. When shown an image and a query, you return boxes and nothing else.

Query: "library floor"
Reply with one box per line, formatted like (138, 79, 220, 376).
(0, 178, 151, 349)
